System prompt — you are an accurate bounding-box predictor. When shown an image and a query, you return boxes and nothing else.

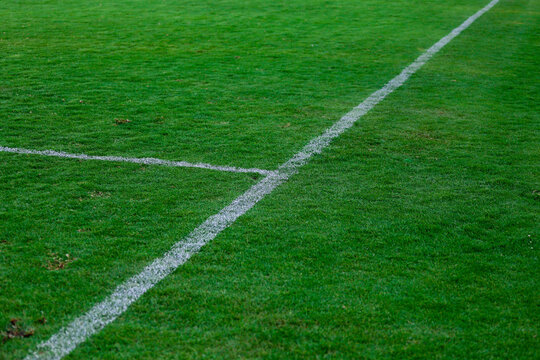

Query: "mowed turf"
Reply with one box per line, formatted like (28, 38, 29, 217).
(1, 0, 501, 169)
(1, 0, 539, 359)
(0, 155, 256, 358)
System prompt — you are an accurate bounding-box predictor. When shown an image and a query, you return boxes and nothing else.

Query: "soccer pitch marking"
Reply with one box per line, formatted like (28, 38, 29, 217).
(24, 0, 500, 358)
(0, 146, 275, 176)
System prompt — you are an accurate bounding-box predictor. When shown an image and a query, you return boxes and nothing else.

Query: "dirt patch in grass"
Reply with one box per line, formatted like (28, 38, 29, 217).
(114, 118, 131, 125)
(44, 253, 77, 271)
(1, 319, 34, 343)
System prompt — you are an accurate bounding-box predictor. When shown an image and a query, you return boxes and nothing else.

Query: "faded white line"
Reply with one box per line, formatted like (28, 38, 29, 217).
(0, 146, 275, 176)
(25, 1, 499, 358)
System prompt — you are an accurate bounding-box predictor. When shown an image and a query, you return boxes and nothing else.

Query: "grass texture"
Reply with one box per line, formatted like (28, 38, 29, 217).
(0, 0, 538, 358)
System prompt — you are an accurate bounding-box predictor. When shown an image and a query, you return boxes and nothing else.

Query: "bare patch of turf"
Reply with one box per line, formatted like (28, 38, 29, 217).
(1, 319, 34, 343)
(44, 253, 77, 271)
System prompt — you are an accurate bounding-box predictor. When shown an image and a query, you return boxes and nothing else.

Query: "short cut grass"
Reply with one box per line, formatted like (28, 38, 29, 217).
(1, 0, 538, 359)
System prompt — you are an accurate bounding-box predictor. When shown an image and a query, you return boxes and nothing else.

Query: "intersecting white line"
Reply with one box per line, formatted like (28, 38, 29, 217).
(0, 146, 275, 176)
(24, 0, 500, 358)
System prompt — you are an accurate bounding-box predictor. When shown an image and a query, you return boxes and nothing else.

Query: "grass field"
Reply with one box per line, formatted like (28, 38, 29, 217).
(1, 0, 539, 359)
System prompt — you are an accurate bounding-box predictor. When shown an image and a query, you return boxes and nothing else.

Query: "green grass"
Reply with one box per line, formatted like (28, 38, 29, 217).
(1, 0, 539, 359)
(0, 0, 504, 169)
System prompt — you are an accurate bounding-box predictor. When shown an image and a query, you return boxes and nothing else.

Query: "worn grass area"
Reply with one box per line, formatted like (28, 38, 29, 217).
(1, 0, 539, 359)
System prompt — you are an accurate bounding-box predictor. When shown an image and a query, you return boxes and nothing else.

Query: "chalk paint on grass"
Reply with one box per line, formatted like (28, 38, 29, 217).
(25, 1, 500, 358)
(0, 146, 275, 176)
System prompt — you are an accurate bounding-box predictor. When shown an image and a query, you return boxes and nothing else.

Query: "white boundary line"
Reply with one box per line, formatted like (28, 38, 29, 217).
(0, 146, 275, 176)
(25, 1, 499, 358)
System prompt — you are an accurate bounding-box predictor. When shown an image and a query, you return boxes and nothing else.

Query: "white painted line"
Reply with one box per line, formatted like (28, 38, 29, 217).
(25, 1, 499, 358)
(0, 146, 275, 176)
